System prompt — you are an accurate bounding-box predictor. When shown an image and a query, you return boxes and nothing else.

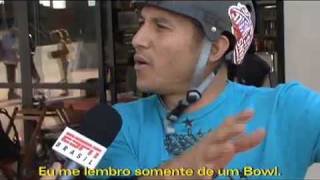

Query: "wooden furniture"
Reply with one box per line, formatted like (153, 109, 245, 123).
(13, 107, 47, 179)
(0, 104, 70, 179)
(0, 107, 21, 180)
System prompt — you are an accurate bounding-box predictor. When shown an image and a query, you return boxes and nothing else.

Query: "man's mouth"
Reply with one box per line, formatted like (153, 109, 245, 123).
(134, 55, 150, 70)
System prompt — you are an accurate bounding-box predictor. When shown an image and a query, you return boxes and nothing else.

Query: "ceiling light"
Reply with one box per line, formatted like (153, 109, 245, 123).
(39, 0, 50, 7)
(52, 0, 66, 9)
(88, 0, 95, 7)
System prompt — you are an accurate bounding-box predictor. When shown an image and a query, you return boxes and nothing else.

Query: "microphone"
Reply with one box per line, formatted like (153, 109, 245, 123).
(52, 103, 122, 180)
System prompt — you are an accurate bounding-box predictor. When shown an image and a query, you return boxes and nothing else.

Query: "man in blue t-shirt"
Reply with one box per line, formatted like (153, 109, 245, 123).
(96, 1, 320, 179)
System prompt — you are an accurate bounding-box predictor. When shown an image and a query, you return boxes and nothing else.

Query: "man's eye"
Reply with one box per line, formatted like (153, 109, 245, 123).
(156, 23, 167, 29)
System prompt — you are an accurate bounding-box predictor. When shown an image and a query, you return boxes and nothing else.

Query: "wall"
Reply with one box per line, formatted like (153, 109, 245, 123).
(284, 1, 320, 178)
(284, 1, 320, 92)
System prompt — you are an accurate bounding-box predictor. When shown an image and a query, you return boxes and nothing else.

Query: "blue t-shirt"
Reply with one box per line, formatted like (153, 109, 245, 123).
(96, 81, 320, 179)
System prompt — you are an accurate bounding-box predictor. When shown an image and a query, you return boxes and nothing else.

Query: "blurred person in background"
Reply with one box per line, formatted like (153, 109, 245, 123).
(0, 27, 40, 99)
(50, 29, 70, 96)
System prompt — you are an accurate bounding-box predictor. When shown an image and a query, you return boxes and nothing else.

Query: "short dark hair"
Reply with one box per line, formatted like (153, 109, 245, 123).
(221, 31, 236, 55)
(246, 4, 252, 13)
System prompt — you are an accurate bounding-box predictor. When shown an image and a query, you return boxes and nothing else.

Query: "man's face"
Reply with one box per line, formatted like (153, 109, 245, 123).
(132, 6, 203, 95)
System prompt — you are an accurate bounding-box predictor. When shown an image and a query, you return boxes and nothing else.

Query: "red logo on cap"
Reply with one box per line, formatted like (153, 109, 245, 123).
(228, 3, 254, 65)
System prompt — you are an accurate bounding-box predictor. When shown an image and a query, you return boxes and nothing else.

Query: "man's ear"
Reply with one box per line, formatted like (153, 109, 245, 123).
(208, 35, 230, 63)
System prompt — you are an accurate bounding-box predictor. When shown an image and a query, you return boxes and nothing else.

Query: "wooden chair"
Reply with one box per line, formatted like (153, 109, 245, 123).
(1, 95, 97, 179)
(12, 105, 76, 179)
(0, 107, 21, 180)
(10, 106, 47, 179)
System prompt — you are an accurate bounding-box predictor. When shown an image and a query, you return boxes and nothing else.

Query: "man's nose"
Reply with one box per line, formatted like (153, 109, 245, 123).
(132, 25, 152, 50)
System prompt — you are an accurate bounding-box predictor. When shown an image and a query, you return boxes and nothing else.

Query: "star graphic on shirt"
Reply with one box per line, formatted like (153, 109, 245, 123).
(183, 119, 193, 128)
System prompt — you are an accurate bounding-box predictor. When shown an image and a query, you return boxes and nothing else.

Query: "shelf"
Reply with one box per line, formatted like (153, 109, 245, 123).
(256, 34, 276, 38)
(264, 17, 277, 21)
(263, 35, 277, 39)
(256, 0, 276, 5)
